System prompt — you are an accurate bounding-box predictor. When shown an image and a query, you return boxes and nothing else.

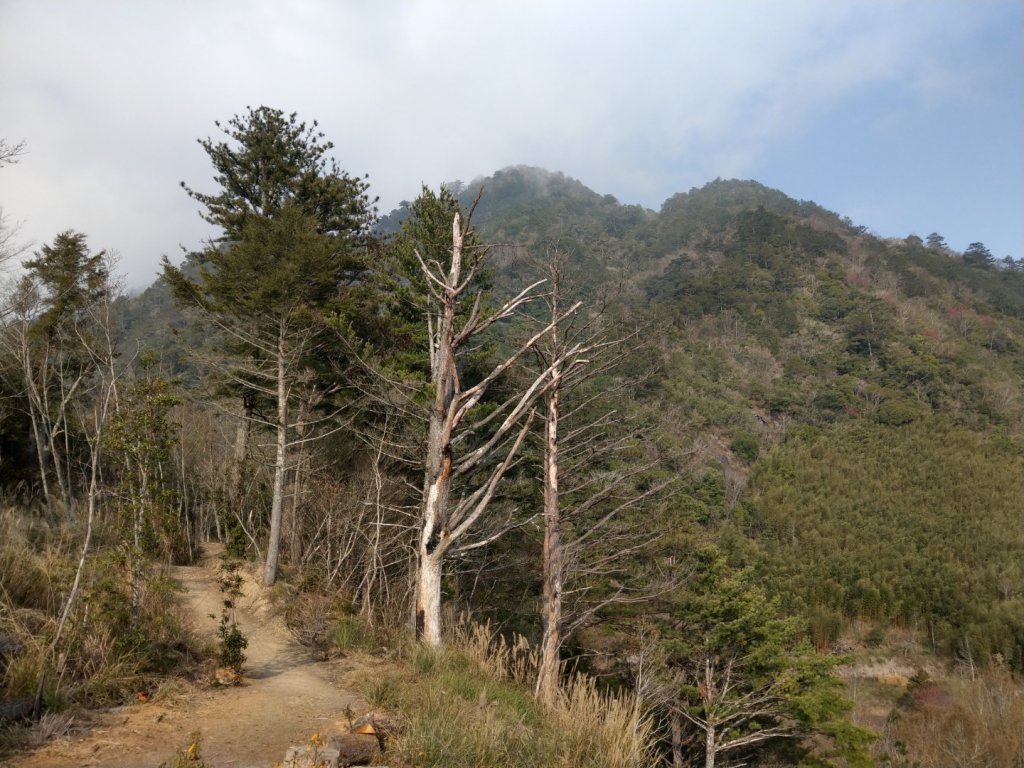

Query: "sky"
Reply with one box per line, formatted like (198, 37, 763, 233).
(1, 0, 1021, 289)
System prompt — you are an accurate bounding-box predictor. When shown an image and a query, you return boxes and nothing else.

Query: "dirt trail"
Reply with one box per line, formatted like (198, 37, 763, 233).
(12, 545, 368, 768)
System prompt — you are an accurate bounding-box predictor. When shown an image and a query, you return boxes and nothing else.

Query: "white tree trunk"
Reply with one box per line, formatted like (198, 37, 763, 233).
(411, 210, 574, 646)
(415, 545, 444, 646)
(130, 465, 148, 627)
(415, 422, 451, 645)
(263, 331, 289, 587)
(705, 723, 716, 768)
(536, 366, 562, 705)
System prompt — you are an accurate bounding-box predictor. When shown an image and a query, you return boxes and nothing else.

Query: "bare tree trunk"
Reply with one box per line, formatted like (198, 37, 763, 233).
(58, 373, 75, 510)
(536, 356, 562, 705)
(32, 366, 116, 720)
(263, 330, 289, 586)
(414, 232, 458, 644)
(671, 710, 685, 768)
(41, 357, 75, 512)
(705, 722, 717, 768)
(130, 466, 148, 628)
(18, 331, 55, 517)
(415, 408, 453, 644)
(416, 547, 445, 645)
(360, 417, 391, 621)
(228, 392, 254, 520)
(411, 208, 577, 646)
(286, 394, 314, 563)
(25, 389, 53, 517)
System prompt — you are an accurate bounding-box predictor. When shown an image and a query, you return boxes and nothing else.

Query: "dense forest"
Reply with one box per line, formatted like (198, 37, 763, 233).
(1, 111, 1022, 767)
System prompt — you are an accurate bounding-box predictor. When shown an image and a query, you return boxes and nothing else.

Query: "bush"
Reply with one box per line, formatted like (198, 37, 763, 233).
(0, 510, 199, 718)
(730, 432, 760, 464)
(214, 558, 247, 672)
(874, 399, 924, 426)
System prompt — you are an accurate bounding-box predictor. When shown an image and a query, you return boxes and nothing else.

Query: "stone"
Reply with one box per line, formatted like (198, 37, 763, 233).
(282, 743, 341, 768)
(330, 733, 381, 767)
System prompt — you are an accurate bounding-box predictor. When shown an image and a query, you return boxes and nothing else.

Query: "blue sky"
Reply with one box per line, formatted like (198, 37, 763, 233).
(1, 0, 1021, 287)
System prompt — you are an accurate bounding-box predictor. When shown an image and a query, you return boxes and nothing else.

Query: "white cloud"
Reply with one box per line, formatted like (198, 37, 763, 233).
(0, 0, 1018, 286)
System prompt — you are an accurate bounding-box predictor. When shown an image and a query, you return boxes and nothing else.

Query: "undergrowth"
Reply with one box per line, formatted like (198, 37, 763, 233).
(212, 557, 247, 672)
(0, 506, 200, 734)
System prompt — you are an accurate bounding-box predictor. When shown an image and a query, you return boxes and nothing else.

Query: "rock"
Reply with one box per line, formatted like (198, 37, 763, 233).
(283, 743, 340, 768)
(350, 711, 401, 739)
(0, 697, 33, 722)
(331, 733, 381, 767)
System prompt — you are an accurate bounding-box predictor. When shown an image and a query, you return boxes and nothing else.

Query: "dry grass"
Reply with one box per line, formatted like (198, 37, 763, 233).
(339, 614, 656, 768)
(1, 505, 201, 725)
(845, 655, 1024, 768)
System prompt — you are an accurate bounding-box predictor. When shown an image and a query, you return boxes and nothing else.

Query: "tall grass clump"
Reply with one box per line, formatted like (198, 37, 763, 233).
(551, 675, 656, 768)
(343, 613, 656, 768)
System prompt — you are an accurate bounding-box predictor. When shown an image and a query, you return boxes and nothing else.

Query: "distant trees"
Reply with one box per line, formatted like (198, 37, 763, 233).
(750, 419, 1024, 670)
(963, 241, 994, 268)
(165, 106, 377, 586)
(925, 232, 947, 252)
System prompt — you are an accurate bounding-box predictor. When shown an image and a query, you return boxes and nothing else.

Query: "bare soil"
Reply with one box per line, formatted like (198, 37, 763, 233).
(8, 545, 368, 768)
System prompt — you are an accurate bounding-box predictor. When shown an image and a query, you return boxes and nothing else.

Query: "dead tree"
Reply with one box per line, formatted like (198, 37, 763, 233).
(413, 209, 581, 646)
(530, 251, 671, 705)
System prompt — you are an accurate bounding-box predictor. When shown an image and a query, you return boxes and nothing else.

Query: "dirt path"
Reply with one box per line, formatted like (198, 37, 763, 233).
(11, 546, 368, 768)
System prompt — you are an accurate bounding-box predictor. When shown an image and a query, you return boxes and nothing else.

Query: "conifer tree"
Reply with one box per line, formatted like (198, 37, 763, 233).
(164, 106, 376, 585)
(5, 232, 110, 515)
(662, 548, 872, 768)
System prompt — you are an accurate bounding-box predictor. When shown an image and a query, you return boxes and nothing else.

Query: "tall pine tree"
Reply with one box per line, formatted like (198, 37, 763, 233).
(164, 106, 376, 585)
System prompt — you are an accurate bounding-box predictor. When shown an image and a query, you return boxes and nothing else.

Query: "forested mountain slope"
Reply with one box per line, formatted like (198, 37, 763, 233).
(118, 166, 1024, 674)
(6, 94, 1021, 766)
(407, 168, 1024, 671)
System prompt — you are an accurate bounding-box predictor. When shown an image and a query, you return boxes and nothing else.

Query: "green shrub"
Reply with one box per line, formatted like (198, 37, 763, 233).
(730, 431, 760, 463)
(214, 558, 247, 672)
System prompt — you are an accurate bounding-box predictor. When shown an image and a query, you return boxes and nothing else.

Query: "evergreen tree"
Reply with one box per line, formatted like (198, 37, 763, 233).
(374, 184, 483, 380)
(663, 548, 872, 768)
(182, 105, 376, 240)
(963, 241, 994, 268)
(164, 106, 377, 585)
(6, 232, 111, 514)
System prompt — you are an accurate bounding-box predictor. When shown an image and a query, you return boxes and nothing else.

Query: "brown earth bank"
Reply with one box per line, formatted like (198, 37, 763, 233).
(5, 545, 369, 768)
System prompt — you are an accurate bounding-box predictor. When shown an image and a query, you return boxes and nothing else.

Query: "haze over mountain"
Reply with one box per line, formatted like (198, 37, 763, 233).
(1, 1, 1020, 288)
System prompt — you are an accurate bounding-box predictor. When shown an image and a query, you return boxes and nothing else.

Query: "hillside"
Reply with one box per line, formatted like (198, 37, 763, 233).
(9, 163, 1022, 767)
(445, 168, 1024, 668)
(117, 166, 1024, 670)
